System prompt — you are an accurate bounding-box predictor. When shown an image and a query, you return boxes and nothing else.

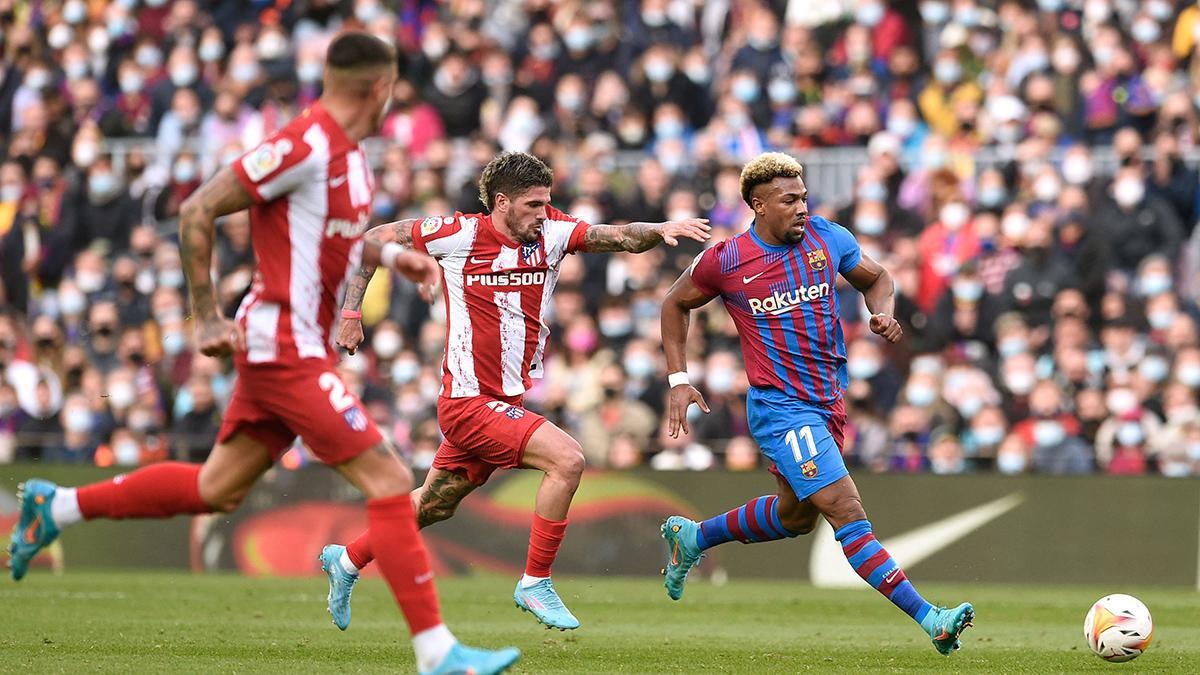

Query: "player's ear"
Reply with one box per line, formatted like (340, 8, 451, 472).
(493, 192, 508, 213)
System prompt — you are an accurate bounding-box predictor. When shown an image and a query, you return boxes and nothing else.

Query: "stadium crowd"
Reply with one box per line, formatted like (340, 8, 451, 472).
(2, 0, 1200, 477)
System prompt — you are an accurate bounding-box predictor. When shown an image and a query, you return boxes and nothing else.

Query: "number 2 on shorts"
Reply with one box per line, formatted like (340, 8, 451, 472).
(319, 372, 356, 413)
(784, 426, 818, 463)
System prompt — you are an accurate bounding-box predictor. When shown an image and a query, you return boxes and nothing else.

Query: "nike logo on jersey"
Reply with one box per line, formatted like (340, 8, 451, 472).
(809, 493, 1024, 588)
(329, 175, 348, 187)
(743, 271, 767, 284)
(469, 256, 491, 265)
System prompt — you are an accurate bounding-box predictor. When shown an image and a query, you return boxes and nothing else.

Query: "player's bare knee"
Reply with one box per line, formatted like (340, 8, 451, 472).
(781, 512, 818, 536)
(200, 485, 246, 513)
(553, 440, 586, 483)
(826, 495, 866, 528)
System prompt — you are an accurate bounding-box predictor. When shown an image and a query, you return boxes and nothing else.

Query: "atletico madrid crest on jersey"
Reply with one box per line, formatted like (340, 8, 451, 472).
(342, 406, 368, 432)
(801, 459, 819, 478)
(807, 249, 827, 271)
(486, 400, 526, 419)
(521, 241, 544, 267)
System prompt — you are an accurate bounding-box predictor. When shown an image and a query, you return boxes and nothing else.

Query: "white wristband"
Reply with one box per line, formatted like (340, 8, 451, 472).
(380, 242, 404, 270)
(668, 372, 690, 388)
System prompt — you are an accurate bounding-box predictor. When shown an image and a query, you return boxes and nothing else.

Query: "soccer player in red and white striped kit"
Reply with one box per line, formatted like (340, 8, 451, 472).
(7, 32, 518, 675)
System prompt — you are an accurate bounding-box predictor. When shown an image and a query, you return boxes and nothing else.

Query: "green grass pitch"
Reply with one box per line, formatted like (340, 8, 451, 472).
(1, 572, 1197, 673)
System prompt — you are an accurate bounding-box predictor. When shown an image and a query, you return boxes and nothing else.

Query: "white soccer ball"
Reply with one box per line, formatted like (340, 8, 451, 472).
(1083, 594, 1153, 663)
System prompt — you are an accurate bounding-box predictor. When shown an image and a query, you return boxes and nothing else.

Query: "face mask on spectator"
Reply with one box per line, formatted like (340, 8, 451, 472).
(1004, 370, 1035, 394)
(644, 59, 675, 84)
(855, 215, 885, 237)
(1033, 175, 1060, 202)
(135, 269, 156, 295)
(564, 28, 593, 52)
(1139, 357, 1169, 383)
(170, 62, 198, 87)
(1177, 364, 1200, 387)
(952, 279, 984, 302)
(556, 89, 584, 112)
(65, 60, 89, 81)
(600, 314, 633, 338)
(391, 358, 420, 384)
(64, 408, 93, 434)
(73, 141, 100, 168)
(157, 268, 184, 289)
(939, 202, 970, 230)
(1106, 389, 1138, 415)
(1187, 442, 1200, 461)
(199, 39, 225, 62)
(63, 0, 87, 24)
(706, 368, 735, 394)
(934, 60, 962, 85)
(731, 77, 759, 103)
(856, 2, 885, 26)
(978, 185, 1006, 209)
(1131, 20, 1161, 44)
(746, 33, 775, 50)
(566, 328, 598, 352)
(0, 183, 21, 203)
(857, 182, 886, 204)
(88, 27, 111, 54)
(108, 383, 136, 409)
(1138, 273, 1171, 297)
(107, 15, 131, 38)
(973, 426, 1005, 446)
(996, 451, 1026, 474)
(767, 79, 796, 105)
(532, 42, 560, 61)
(1052, 46, 1079, 72)
(905, 384, 937, 407)
(48, 23, 74, 50)
(231, 62, 260, 84)
(88, 173, 120, 202)
(956, 395, 984, 418)
(684, 64, 709, 84)
(924, 150, 946, 169)
(887, 115, 916, 138)
(1033, 420, 1066, 447)
(1001, 214, 1030, 241)
(624, 353, 656, 379)
(59, 289, 86, 316)
(76, 271, 105, 294)
(355, 1, 382, 22)
(1061, 156, 1092, 185)
(114, 439, 141, 465)
(1162, 461, 1192, 478)
(119, 72, 144, 95)
(298, 61, 323, 84)
(1037, 0, 1064, 10)
(655, 117, 685, 140)
(136, 45, 163, 70)
(920, 1, 950, 23)
(161, 330, 187, 356)
(256, 34, 289, 61)
(848, 357, 880, 380)
(372, 331, 402, 359)
(1116, 422, 1144, 447)
(618, 123, 646, 145)
(172, 160, 198, 184)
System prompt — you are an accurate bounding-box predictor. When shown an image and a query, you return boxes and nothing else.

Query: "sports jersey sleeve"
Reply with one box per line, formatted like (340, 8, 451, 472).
(687, 247, 722, 299)
(230, 130, 317, 203)
(543, 206, 591, 260)
(829, 221, 863, 275)
(411, 212, 471, 258)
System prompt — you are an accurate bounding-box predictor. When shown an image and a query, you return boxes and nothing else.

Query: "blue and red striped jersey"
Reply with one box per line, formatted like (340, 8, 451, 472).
(689, 215, 862, 404)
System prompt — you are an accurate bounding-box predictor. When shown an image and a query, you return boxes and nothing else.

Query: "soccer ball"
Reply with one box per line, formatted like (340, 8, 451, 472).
(1083, 594, 1153, 662)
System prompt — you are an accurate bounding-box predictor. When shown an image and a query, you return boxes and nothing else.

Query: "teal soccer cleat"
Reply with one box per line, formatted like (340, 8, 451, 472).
(924, 602, 975, 655)
(319, 544, 359, 630)
(660, 516, 702, 601)
(8, 479, 60, 581)
(420, 643, 520, 675)
(513, 578, 580, 630)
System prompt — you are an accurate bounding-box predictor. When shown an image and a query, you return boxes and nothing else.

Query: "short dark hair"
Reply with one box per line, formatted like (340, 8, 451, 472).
(325, 31, 397, 71)
(478, 151, 553, 211)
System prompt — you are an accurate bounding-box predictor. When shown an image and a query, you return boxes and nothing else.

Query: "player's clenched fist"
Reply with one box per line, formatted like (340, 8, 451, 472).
(393, 249, 441, 303)
(667, 384, 711, 438)
(196, 315, 245, 357)
(336, 317, 365, 355)
(659, 218, 711, 247)
(869, 313, 903, 343)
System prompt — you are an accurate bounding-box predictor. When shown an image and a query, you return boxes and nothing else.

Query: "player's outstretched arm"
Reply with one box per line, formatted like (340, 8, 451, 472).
(179, 167, 255, 356)
(661, 269, 713, 438)
(844, 252, 903, 343)
(582, 218, 710, 253)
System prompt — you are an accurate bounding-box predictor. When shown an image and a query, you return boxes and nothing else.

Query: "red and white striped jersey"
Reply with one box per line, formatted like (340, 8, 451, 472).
(229, 102, 372, 367)
(412, 207, 591, 398)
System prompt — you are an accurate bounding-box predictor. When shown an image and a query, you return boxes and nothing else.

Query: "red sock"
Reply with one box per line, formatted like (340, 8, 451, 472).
(76, 462, 209, 520)
(367, 494, 441, 634)
(525, 514, 569, 578)
(345, 530, 374, 569)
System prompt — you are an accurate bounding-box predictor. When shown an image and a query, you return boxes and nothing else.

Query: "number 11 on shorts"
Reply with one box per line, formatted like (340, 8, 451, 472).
(785, 426, 817, 463)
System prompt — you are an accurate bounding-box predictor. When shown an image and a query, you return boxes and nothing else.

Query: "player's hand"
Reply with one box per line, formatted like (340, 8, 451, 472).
(336, 317, 365, 355)
(667, 384, 710, 438)
(869, 313, 903, 343)
(195, 315, 245, 357)
(393, 250, 441, 303)
(658, 218, 711, 247)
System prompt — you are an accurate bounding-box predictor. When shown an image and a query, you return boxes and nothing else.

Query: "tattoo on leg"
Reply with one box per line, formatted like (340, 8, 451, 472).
(416, 472, 474, 527)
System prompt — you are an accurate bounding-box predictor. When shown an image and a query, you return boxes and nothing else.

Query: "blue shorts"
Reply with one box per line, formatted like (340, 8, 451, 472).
(746, 387, 850, 501)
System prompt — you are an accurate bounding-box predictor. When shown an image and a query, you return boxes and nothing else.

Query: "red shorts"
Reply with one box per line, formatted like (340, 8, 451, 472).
(432, 394, 547, 486)
(217, 359, 383, 465)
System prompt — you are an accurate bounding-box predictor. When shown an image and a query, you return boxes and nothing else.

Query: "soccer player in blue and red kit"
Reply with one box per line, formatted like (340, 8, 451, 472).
(658, 153, 973, 655)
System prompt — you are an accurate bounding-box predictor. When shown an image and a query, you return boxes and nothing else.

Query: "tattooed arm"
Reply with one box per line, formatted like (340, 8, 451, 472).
(344, 218, 419, 313)
(581, 218, 710, 253)
(178, 167, 254, 357)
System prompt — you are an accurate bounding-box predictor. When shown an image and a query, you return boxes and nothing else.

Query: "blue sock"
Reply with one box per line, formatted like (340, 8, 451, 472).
(834, 519, 935, 630)
(695, 495, 799, 550)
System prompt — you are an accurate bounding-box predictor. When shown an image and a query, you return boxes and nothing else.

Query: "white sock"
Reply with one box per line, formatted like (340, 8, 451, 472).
(338, 549, 359, 575)
(50, 487, 82, 528)
(520, 573, 549, 588)
(412, 623, 456, 673)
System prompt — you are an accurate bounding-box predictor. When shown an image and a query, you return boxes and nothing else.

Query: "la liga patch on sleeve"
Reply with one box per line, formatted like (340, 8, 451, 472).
(242, 139, 293, 182)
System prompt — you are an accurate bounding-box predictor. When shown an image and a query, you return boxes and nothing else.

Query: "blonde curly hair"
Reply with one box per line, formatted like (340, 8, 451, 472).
(739, 152, 805, 206)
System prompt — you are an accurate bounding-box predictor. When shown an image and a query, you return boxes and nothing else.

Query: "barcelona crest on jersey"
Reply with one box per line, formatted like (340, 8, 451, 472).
(807, 249, 827, 271)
